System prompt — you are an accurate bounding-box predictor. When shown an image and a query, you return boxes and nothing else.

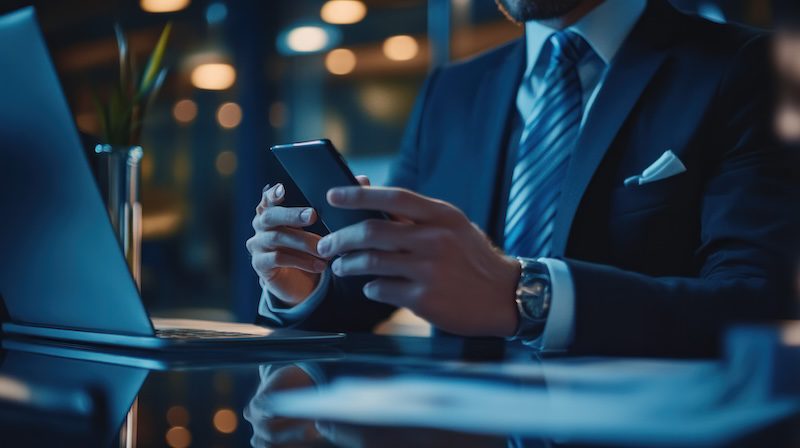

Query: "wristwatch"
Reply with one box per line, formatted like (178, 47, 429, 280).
(511, 257, 552, 343)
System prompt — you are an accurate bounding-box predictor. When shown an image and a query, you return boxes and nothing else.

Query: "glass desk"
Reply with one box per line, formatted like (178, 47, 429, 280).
(1, 332, 799, 447)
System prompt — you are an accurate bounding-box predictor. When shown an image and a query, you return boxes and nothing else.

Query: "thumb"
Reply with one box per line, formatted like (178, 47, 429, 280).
(355, 175, 371, 187)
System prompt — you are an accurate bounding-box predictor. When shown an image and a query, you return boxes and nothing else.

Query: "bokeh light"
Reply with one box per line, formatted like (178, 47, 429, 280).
(165, 426, 191, 448)
(215, 150, 237, 176)
(382, 35, 418, 61)
(166, 405, 190, 427)
(75, 112, 99, 134)
(172, 99, 198, 124)
(325, 48, 357, 75)
(190, 63, 236, 90)
(212, 408, 238, 434)
(140, 0, 190, 13)
(320, 0, 367, 24)
(205, 2, 227, 24)
(286, 26, 329, 53)
(216, 102, 242, 129)
(269, 102, 287, 128)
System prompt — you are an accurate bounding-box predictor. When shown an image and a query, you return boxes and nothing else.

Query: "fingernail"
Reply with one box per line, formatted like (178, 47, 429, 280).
(331, 258, 341, 275)
(300, 208, 313, 223)
(317, 237, 329, 256)
(313, 260, 327, 272)
(363, 282, 375, 299)
(327, 188, 343, 203)
(274, 183, 285, 198)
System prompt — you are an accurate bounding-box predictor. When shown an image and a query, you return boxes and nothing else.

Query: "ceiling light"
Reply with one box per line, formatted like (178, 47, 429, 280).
(140, 0, 190, 13)
(190, 63, 236, 90)
(321, 0, 367, 25)
(286, 26, 330, 53)
(383, 35, 419, 61)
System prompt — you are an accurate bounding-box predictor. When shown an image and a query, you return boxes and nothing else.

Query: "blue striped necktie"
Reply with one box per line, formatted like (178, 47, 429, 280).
(504, 31, 592, 258)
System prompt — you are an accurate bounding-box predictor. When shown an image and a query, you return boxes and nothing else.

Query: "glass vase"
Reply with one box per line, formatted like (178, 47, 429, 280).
(94, 144, 143, 288)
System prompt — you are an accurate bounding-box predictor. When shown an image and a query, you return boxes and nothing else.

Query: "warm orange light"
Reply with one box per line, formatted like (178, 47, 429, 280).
(216, 102, 242, 129)
(191, 63, 236, 90)
(269, 102, 287, 128)
(140, 0, 190, 13)
(383, 35, 418, 61)
(166, 405, 190, 427)
(165, 426, 191, 448)
(172, 99, 197, 124)
(75, 112, 99, 134)
(215, 150, 237, 176)
(321, 0, 367, 24)
(325, 48, 357, 75)
(212, 408, 238, 434)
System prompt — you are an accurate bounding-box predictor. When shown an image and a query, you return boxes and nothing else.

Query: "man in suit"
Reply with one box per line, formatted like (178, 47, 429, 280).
(247, 0, 800, 356)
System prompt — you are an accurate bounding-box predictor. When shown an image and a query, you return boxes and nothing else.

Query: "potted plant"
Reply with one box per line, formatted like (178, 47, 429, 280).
(93, 22, 171, 287)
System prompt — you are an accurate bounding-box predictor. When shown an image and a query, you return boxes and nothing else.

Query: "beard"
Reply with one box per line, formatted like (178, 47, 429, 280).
(495, 0, 585, 23)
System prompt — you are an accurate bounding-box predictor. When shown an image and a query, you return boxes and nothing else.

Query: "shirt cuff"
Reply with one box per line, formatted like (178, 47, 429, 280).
(258, 269, 330, 327)
(537, 257, 575, 352)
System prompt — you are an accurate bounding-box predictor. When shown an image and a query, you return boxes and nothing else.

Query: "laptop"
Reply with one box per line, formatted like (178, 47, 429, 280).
(0, 7, 344, 349)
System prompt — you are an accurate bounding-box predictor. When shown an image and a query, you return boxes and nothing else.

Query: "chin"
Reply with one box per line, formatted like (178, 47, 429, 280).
(495, 0, 584, 23)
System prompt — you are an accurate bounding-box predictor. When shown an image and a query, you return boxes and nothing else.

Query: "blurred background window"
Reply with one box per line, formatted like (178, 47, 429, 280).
(0, 0, 784, 323)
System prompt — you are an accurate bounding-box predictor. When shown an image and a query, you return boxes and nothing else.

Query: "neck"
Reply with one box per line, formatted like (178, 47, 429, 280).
(539, 0, 604, 29)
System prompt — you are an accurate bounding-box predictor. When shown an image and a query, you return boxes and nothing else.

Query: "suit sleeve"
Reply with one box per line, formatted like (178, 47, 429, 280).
(564, 36, 800, 357)
(259, 69, 443, 332)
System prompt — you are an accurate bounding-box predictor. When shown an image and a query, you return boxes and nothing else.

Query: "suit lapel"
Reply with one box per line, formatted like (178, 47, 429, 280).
(468, 39, 525, 233)
(551, 1, 675, 256)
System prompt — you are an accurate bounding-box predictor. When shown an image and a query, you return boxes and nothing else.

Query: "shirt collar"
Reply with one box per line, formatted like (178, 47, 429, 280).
(523, 0, 648, 75)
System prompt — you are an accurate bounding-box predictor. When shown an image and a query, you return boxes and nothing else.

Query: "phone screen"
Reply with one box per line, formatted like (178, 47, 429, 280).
(270, 139, 388, 233)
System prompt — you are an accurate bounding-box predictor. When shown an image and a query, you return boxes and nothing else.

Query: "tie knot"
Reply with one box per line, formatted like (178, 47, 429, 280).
(548, 30, 591, 66)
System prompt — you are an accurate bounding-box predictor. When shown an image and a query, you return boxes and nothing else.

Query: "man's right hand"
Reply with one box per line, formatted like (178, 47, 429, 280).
(247, 177, 370, 306)
(247, 182, 328, 306)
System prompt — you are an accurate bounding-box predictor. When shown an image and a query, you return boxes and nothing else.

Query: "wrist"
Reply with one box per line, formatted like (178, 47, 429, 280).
(495, 257, 522, 337)
(268, 272, 322, 307)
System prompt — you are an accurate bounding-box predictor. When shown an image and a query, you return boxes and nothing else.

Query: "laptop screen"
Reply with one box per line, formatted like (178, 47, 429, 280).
(0, 8, 153, 336)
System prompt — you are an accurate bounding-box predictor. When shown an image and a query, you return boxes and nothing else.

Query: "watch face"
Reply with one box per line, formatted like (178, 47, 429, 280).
(522, 296, 544, 319)
(520, 280, 547, 319)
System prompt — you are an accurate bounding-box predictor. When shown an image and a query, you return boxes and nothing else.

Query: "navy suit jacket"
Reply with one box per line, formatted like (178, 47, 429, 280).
(279, 0, 800, 356)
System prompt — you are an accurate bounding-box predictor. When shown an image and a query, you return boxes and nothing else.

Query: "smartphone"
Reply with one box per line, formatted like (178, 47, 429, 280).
(270, 139, 389, 233)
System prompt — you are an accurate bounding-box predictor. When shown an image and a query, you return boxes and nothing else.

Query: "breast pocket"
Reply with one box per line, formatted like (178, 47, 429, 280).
(608, 174, 688, 218)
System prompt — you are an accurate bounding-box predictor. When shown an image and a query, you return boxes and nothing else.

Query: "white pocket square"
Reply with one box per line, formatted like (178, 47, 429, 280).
(624, 150, 686, 187)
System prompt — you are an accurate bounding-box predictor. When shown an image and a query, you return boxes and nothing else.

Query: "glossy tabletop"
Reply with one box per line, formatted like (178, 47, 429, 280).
(1, 331, 799, 448)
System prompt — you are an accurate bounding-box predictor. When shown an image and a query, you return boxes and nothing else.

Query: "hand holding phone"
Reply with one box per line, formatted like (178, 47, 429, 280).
(248, 139, 377, 306)
(270, 139, 388, 233)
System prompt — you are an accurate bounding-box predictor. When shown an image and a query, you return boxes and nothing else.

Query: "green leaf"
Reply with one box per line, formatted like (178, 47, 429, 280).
(138, 22, 171, 99)
(131, 68, 167, 144)
(140, 67, 167, 104)
(113, 23, 130, 96)
(108, 86, 132, 145)
(90, 88, 110, 141)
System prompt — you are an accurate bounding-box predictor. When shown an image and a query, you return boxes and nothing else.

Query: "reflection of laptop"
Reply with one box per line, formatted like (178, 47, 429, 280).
(0, 348, 149, 446)
(0, 8, 343, 349)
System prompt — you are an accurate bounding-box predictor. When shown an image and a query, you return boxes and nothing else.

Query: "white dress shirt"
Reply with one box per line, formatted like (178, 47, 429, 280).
(259, 0, 647, 347)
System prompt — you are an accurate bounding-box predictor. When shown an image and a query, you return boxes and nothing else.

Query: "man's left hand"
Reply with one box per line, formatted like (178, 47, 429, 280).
(316, 186, 520, 337)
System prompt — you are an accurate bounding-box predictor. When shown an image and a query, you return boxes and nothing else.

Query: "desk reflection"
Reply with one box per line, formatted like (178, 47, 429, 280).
(0, 331, 799, 447)
(245, 363, 510, 448)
